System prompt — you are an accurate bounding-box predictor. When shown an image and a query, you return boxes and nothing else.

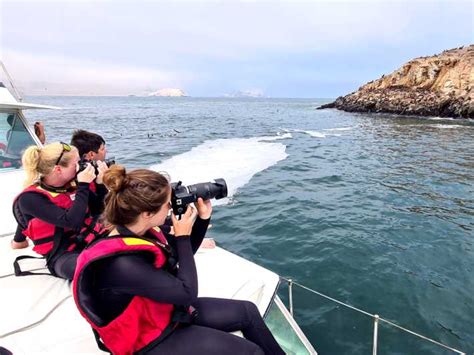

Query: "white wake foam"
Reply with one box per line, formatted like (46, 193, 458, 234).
(292, 129, 339, 138)
(429, 124, 471, 129)
(323, 126, 355, 131)
(284, 128, 353, 138)
(258, 132, 292, 141)
(303, 130, 329, 138)
(149, 135, 288, 205)
(424, 116, 456, 121)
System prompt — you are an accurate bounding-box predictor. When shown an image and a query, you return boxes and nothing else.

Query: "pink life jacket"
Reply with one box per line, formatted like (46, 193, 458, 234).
(89, 181, 97, 193)
(13, 184, 102, 256)
(73, 228, 175, 355)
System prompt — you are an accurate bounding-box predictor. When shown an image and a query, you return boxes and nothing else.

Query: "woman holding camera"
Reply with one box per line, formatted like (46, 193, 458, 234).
(73, 165, 284, 354)
(11, 142, 108, 280)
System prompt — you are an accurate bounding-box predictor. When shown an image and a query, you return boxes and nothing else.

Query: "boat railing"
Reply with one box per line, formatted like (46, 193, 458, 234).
(280, 277, 466, 355)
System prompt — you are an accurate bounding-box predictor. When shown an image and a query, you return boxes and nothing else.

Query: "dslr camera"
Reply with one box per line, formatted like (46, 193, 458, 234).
(171, 178, 228, 216)
(78, 158, 115, 175)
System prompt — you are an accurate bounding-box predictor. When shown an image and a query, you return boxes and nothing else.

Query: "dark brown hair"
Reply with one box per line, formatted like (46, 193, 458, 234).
(70, 129, 105, 157)
(103, 165, 170, 225)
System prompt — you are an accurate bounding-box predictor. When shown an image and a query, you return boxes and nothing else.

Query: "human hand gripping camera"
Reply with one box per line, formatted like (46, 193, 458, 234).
(75, 160, 111, 184)
(168, 179, 227, 247)
(77, 158, 115, 183)
(170, 179, 227, 218)
(171, 197, 213, 236)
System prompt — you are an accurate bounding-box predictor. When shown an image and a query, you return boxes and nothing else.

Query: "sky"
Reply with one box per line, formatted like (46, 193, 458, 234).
(0, 0, 472, 97)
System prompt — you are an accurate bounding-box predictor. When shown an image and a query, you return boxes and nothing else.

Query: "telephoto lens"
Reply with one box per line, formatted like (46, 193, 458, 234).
(171, 178, 227, 216)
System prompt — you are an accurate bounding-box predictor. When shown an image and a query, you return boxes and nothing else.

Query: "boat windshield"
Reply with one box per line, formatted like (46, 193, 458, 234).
(0, 112, 36, 171)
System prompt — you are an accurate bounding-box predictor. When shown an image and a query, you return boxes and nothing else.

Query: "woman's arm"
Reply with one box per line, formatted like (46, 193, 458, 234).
(88, 160, 109, 216)
(13, 224, 26, 242)
(189, 217, 210, 253)
(164, 216, 210, 254)
(88, 183, 108, 216)
(190, 198, 212, 253)
(165, 198, 212, 254)
(11, 225, 29, 249)
(17, 183, 91, 230)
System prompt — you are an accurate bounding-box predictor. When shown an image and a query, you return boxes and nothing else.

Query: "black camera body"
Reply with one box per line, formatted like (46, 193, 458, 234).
(78, 158, 115, 175)
(171, 178, 227, 216)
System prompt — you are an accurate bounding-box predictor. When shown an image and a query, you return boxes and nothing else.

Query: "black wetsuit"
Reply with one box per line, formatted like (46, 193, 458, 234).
(14, 182, 107, 279)
(90, 219, 284, 355)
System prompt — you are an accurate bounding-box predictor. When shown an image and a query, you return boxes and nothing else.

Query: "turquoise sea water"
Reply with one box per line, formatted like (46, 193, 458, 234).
(28, 97, 473, 354)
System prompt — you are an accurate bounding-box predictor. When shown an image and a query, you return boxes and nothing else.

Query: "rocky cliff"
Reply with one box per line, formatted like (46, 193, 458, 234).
(318, 45, 473, 118)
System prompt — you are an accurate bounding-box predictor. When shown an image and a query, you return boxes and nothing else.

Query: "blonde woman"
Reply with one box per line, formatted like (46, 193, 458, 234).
(12, 142, 108, 280)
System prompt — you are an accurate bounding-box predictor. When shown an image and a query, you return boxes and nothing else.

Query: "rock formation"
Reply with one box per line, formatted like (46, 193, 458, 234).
(318, 45, 473, 118)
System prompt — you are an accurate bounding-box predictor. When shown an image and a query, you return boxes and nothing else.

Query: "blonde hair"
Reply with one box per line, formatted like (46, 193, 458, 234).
(22, 142, 78, 187)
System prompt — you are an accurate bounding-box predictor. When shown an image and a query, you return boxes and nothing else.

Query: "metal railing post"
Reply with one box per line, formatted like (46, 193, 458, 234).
(372, 314, 379, 355)
(279, 276, 466, 354)
(288, 278, 294, 316)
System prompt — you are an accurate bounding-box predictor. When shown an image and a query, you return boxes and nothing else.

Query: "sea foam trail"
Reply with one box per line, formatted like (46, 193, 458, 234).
(323, 126, 355, 131)
(285, 128, 352, 138)
(430, 124, 472, 129)
(293, 129, 337, 138)
(149, 134, 288, 205)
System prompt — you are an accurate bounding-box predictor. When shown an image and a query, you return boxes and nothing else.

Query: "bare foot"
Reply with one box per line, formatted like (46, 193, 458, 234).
(11, 240, 29, 249)
(201, 238, 216, 249)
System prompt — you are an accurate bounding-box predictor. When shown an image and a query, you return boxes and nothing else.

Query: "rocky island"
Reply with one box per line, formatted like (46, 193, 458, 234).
(318, 45, 473, 118)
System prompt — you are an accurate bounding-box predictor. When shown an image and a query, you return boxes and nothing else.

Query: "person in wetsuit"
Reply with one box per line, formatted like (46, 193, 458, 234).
(73, 165, 285, 355)
(11, 142, 109, 280)
(70, 129, 107, 162)
(34, 121, 46, 144)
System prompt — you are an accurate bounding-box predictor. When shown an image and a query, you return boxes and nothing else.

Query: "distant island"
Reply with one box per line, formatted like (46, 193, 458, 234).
(148, 88, 187, 97)
(224, 89, 266, 98)
(318, 45, 473, 119)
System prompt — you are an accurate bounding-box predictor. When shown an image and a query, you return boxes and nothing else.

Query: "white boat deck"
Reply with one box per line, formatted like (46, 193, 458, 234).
(0, 236, 279, 354)
(0, 74, 316, 354)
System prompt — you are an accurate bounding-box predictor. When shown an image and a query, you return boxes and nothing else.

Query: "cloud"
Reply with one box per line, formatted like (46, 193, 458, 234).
(3, 1, 465, 62)
(1, 49, 196, 95)
(1, 1, 471, 96)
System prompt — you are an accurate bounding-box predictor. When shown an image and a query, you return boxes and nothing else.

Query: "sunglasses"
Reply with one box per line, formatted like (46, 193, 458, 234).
(55, 142, 72, 166)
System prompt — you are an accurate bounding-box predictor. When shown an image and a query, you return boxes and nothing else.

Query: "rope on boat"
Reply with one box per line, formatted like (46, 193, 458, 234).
(0, 295, 72, 339)
(280, 276, 466, 355)
(0, 268, 48, 279)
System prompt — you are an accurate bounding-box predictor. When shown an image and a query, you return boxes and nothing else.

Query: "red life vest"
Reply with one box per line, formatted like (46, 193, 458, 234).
(89, 181, 97, 193)
(73, 228, 174, 355)
(13, 184, 102, 256)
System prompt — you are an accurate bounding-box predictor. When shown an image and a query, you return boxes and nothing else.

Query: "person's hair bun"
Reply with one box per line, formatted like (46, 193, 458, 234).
(103, 165, 127, 193)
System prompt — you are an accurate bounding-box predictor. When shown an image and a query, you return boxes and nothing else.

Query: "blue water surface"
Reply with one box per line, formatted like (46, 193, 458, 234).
(27, 97, 474, 354)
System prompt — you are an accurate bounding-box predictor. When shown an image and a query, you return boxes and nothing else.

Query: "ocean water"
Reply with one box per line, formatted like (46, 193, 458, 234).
(28, 97, 474, 354)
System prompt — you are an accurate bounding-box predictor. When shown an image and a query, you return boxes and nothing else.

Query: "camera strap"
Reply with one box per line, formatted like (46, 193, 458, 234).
(39, 181, 75, 194)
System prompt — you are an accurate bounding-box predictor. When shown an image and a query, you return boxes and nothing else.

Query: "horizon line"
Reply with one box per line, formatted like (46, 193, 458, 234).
(24, 94, 337, 99)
